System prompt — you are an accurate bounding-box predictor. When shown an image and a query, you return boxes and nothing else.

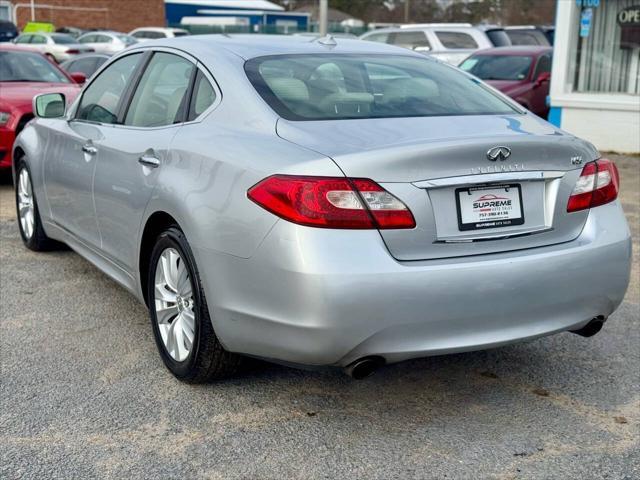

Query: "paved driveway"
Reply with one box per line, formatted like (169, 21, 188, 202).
(1, 155, 638, 479)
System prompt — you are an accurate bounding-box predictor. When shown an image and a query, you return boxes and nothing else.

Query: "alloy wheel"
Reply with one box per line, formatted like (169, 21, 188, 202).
(154, 248, 196, 362)
(17, 168, 35, 240)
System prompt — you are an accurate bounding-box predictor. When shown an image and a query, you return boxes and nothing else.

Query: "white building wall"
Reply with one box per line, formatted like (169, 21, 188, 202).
(550, 0, 640, 153)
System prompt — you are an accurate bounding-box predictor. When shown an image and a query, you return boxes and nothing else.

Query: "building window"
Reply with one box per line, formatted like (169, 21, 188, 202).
(570, 0, 640, 95)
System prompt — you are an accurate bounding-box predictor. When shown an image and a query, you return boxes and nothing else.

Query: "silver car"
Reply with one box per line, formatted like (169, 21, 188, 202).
(76, 31, 137, 54)
(12, 32, 93, 62)
(13, 35, 631, 381)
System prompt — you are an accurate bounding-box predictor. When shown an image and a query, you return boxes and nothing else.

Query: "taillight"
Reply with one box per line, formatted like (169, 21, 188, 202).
(248, 175, 415, 229)
(567, 158, 619, 213)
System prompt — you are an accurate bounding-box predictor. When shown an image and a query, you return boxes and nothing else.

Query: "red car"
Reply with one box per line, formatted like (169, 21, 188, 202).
(0, 44, 84, 170)
(460, 46, 552, 118)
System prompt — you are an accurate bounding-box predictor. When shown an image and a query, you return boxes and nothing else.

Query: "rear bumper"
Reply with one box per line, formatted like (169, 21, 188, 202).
(194, 201, 632, 368)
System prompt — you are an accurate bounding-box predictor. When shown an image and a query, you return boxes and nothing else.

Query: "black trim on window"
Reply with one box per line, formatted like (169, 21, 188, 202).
(180, 65, 199, 123)
(117, 50, 153, 124)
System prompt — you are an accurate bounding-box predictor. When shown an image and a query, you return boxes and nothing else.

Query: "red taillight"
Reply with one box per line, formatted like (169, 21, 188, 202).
(248, 175, 415, 229)
(567, 158, 619, 213)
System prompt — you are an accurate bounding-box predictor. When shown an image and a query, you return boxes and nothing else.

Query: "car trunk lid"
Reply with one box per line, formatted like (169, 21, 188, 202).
(277, 114, 598, 260)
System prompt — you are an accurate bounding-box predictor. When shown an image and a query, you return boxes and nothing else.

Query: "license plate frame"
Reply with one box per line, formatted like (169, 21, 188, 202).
(455, 183, 525, 231)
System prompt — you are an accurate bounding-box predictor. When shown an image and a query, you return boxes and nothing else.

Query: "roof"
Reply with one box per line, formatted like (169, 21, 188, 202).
(164, 0, 284, 11)
(134, 34, 422, 60)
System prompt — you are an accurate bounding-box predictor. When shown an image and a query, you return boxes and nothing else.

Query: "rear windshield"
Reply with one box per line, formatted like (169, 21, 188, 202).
(0, 50, 70, 83)
(50, 34, 76, 44)
(245, 54, 518, 121)
(460, 55, 532, 81)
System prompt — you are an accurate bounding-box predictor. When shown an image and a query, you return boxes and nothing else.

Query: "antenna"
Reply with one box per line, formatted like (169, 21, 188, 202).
(316, 34, 337, 47)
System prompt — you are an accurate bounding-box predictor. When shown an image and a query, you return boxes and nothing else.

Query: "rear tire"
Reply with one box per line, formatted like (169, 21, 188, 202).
(15, 161, 58, 251)
(148, 226, 242, 382)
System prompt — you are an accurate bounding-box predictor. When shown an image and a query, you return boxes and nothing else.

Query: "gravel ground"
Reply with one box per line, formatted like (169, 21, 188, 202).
(0, 155, 638, 480)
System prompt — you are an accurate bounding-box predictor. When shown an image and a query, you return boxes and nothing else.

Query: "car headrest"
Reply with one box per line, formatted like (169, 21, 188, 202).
(382, 78, 439, 104)
(265, 77, 309, 103)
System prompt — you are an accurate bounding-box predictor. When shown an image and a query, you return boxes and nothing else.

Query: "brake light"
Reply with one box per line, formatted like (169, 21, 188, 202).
(567, 158, 619, 212)
(248, 175, 415, 229)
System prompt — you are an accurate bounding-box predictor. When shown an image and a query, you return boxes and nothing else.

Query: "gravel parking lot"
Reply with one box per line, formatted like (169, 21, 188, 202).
(1, 155, 638, 480)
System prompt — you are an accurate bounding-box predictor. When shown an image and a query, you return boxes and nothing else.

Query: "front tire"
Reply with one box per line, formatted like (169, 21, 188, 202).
(15, 162, 57, 251)
(148, 227, 241, 382)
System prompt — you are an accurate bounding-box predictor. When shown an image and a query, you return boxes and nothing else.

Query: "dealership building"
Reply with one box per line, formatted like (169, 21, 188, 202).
(549, 0, 640, 153)
(0, 0, 165, 33)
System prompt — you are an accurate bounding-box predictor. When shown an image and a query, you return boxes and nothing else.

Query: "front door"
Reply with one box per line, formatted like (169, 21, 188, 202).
(45, 51, 144, 247)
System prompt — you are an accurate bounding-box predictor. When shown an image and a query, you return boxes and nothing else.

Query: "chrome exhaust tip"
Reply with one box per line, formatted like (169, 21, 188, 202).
(344, 357, 385, 380)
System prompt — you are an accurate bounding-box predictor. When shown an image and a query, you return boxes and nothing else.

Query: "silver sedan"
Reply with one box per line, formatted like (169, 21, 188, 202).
(12, 35, 631, 381)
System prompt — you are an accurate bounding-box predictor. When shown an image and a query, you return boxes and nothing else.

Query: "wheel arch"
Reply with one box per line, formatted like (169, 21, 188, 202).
(139, 211, 180, 307)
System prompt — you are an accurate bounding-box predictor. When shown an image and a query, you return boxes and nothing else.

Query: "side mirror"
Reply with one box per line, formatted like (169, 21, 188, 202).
(69, 71, 87, 84)
(535, 71, 551, 86)
(33, 93, 66, 119)
(413, 45, 431, 53)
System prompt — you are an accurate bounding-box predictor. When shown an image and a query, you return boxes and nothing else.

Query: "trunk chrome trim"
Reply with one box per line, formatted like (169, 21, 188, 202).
(412, 170, 566, 189)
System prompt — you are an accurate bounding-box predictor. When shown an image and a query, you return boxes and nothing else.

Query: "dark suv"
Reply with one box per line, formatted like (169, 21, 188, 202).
(0, 21, 18, 43)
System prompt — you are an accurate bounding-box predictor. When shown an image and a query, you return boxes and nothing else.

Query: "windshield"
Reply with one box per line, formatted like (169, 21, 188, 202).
(460, 55, 533, 81)
(246, 54, 518, 121)
(50, 34, 76, 44)
(0, 50, 70, 83)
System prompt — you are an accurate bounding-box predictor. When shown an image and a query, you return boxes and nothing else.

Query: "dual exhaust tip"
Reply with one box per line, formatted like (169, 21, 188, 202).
(345, 317, 607, 379)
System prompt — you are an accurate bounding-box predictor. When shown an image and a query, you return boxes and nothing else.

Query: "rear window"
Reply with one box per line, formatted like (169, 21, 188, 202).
(460, 55, 533, 81)
(245, 54, 518, 121)
(435, 31, 478, 49)
(506, 30, 550, 46)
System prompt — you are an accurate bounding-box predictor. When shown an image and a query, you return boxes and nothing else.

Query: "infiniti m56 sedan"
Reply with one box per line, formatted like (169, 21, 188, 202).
(13, 35, 631, 381)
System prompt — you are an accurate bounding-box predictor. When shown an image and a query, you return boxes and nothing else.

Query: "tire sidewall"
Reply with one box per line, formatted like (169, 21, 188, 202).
(147, 227, 204, 379)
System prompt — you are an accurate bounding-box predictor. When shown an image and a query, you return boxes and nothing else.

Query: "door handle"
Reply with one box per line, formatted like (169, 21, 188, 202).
(82, 144, 98, 155)
(138, 154, 160, 168)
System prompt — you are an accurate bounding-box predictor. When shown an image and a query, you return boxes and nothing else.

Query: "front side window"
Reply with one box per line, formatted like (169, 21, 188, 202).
(125, 52, 194, 127)
(435, 31, 478, 49)
(391, 31, 430, 50)
(533, 54, 552, 80)
(0, 50, 70, 83)
(246, 54, 519, 121)
(30, 35, 46, 45)
(14, 34, 31, 44)
(76, 53, 141, 124)
(460, 55, 533, 81)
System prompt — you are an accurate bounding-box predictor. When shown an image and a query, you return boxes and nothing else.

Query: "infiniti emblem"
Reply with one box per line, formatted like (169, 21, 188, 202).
(487, 146, 512, 162)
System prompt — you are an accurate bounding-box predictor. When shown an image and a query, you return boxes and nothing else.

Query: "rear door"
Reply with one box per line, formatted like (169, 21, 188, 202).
(92, 49, 196, 271)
